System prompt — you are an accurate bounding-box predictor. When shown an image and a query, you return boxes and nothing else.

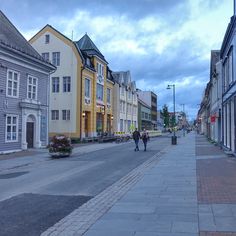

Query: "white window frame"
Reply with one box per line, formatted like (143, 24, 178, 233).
(5, 114, 18, 142)
(96, 62, 104, 77)
(85, 78, 91, 98)
(51, 110, 59, 120)
(42, 52, 49, 61)
(62, 110, 70, 120)
(52, 52, 60, 66)
(52, 77, 60, 93)
(96, 83, 104, 101)
(6, 69, 20, 98)
(63, 76, 71, 93)
(27, 75, 38, 100)
(107, 88, 111, 104)
(45, 34, 50, 44)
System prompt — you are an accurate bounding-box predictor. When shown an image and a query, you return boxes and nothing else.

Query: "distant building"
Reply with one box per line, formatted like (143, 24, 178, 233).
(112, 71, 138, 133)
(0, 11, 55, 153)
(138, 99, 152, 131)
(137, 90, 157, 130)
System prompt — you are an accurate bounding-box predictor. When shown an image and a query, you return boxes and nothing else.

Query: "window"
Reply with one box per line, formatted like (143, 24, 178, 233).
(142, 112, 145, 119)
(52, 77, 59, 93)
(51, 110, 59, 120)
(128, 120, 131, 129)
(62, 110, 70, 120)
(52, 52, 60, 66)
(228, 49, 233, 85)
(107, 88, 111, 104)
(85, 78, 90, 97)
(121, 87, 125, 95)
(120, 119, 123, 131)
(7, 70, 19, 98)
(96, 63, 104, 76)
(27, 76, 37, 100)
(45, 34, 50, 44)
(96, 83, 103, 100)
(42, 52, 49, 61)
(63, 76, 71, 92)
(5, 115, 18, 142)
(128, 91, 131, 99)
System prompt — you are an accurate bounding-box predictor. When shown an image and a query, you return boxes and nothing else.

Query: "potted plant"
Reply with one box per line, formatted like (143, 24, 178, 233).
(48, 135, 73, 158)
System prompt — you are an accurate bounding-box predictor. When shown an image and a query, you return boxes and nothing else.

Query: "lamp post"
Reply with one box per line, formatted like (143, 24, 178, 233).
(181, 103, 185, 137)
(167, 84, 177, 145)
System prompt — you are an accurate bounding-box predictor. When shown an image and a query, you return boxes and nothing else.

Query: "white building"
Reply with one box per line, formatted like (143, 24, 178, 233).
(112, 71, 138, 133)
(209, 50, 221, 144)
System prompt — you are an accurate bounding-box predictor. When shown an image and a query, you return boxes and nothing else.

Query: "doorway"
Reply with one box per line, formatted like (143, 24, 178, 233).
(26, 122, 34, 148)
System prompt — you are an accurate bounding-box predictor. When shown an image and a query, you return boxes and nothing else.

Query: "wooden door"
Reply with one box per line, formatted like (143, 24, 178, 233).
(27, 122, 34, 148)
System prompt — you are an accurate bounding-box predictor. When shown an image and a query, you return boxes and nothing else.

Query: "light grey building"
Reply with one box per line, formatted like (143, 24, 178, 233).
(221, 13, 236, 153)
(112, 71, 138, 133)
(0, 11, 55, 154)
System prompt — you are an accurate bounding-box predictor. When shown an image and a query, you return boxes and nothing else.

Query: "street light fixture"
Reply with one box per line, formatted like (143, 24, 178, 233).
(181, 103, 185, 137)
(167, 84, 177, 145)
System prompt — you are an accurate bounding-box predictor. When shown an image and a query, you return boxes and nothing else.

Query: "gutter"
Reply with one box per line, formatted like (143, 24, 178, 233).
(80, 66, 85, 139)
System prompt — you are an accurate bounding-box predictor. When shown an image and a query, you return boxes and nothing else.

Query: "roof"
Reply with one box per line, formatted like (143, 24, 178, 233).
(220, 15, 236, 58)
(138, 98, 151, 109)
(210, 50, 220, 79)
(75, 34, 107, 63)
(0, 11, 47, 62)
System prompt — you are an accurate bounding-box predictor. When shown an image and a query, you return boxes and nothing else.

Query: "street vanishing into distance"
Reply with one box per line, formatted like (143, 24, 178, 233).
(0, 135, 171, 236)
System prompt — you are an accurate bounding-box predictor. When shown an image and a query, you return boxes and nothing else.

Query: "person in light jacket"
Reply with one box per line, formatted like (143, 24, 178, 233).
(141, 129, 149, 151)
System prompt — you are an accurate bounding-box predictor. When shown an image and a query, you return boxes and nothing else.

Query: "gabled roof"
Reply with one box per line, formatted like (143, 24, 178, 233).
(75, 34, 107, 63)
(30, 24, 85, 65)
(0, 11, 43, 60)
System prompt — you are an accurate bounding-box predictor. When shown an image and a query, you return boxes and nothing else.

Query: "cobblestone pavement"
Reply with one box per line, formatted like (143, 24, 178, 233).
(196, 135, 236, 235)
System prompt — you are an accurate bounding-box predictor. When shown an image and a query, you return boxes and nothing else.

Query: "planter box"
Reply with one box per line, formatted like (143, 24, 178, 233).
(49, 152, 71, 158)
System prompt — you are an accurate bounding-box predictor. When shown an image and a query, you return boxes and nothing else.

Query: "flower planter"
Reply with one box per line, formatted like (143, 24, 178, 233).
(49, 152, 71, 158)
(48, 135, 73, 158)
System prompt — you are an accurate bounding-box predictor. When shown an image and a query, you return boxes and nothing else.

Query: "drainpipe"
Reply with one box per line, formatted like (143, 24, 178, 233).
(80, 66, 85, 140)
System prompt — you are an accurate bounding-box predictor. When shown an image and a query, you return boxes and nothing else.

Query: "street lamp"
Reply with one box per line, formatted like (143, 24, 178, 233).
(181, 103, 185, 137)
(167, 84, 177, 145)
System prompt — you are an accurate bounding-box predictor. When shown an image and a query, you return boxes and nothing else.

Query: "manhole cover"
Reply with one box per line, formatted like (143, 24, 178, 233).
(0, 171, 29, 179)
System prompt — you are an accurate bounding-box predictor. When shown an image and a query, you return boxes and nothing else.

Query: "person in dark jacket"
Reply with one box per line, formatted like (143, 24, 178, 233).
(141, 129, 149, 151)
(132, 128, 141, 151)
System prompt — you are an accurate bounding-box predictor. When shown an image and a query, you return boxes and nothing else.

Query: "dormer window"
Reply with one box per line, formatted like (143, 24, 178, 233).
(45, 34, 50, 44)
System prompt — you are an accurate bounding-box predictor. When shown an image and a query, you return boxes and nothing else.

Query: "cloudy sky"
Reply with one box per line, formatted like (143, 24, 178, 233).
(1, 0, 233, 120)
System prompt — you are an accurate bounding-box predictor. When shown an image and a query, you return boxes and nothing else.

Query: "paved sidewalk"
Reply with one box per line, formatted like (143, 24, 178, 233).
(40, 132, 236, 236)
(41, 132, 198, 236)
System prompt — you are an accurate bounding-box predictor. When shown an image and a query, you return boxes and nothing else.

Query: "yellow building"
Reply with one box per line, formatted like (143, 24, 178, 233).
(30, 26, 114, 140)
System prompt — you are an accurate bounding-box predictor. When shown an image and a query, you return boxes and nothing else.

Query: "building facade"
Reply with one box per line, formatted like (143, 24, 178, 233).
(0, 11, 55, 153)
(137, 90, 157, 130)
(138, 99, 152, 131)
(209, 50, 221, 144)
(112, 71, 138, 133)
(221, 15, 236, 153)
(30, 26, 114, 139)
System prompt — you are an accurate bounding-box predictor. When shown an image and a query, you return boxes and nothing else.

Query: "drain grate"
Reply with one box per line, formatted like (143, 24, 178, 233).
(0, 171, 29, 179)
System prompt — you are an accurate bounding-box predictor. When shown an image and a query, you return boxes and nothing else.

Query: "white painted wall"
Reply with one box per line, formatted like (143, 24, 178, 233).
(31, 31, 78, 134)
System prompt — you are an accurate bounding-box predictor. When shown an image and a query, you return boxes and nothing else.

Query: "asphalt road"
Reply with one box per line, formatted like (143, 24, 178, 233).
(0, 135, 172, 236)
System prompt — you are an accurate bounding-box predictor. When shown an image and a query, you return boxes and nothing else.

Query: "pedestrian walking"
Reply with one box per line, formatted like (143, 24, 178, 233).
(132, 128, 141, 151)
(141, 129, 149, 151)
